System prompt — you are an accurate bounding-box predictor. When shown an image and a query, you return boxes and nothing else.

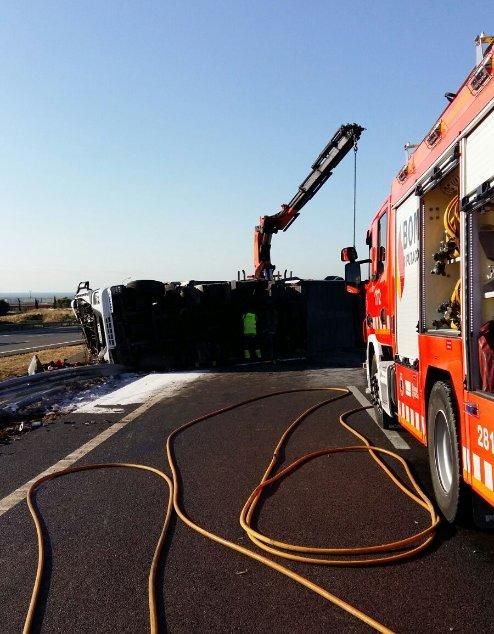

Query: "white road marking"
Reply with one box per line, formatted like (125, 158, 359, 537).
(0, 340, 82, 355)
(0, 372, 205, 517)
(347, 385, 410, 450)
(473, 453, 482, 480)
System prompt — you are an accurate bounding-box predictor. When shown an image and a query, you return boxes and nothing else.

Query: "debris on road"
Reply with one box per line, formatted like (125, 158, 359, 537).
(0, 368, 140, 443)
(28, 353, 85, 375)
(27, 355, 43, 375)
(0, 344, 87, 382)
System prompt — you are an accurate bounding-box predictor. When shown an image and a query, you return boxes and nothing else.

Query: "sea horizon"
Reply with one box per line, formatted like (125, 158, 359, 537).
(0, 292, 74, 300)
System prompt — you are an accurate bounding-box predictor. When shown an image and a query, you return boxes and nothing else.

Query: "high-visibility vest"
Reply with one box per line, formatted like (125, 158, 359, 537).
(242, 312, 257, 336)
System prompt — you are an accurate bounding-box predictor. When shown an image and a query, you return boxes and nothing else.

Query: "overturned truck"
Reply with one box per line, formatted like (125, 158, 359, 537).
(72, 278, 363, 369)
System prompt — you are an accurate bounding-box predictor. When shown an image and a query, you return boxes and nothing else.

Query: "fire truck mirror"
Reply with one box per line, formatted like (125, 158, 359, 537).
(344, 261, 361, 289)
(341, 246, 358, 262)
(379, 246, 386, 262)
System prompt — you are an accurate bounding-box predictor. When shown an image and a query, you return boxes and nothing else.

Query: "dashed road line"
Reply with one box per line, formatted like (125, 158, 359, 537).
(347, 385, 410, 450)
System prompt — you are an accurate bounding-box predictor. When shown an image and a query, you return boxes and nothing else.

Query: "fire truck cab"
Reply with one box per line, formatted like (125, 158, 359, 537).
(343, 34, 494, 525)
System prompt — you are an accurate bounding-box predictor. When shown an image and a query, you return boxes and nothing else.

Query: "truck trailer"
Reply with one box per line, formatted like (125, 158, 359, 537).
(72, 278, 363, 369)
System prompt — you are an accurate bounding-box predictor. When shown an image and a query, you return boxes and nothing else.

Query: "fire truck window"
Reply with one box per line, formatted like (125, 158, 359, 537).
(365, 229, 372, 280)
(377, 213, 387, 276)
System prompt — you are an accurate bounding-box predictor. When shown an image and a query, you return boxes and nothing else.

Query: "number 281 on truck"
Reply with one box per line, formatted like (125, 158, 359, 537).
(342, 34, 494, 526)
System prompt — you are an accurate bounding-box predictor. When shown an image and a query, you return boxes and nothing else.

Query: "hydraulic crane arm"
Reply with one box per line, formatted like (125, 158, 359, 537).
(253, 123, 364, 279)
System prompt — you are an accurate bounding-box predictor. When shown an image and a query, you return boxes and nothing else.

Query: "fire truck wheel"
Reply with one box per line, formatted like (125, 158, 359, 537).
(370, 355, 395, 429)
(427, 380, 467, 523)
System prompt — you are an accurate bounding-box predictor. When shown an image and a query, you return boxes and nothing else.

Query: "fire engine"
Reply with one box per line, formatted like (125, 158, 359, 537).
(342, 33, 494, 525)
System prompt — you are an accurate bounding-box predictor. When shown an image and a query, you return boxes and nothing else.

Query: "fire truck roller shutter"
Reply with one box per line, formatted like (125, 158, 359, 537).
(395, 194, 421, 364)
(464, 108, 494, 194)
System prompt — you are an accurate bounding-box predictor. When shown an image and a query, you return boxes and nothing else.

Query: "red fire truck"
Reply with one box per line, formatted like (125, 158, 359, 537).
(342, 33, 494, 525)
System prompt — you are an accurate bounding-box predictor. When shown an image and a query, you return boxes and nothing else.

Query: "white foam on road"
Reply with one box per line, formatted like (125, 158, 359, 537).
(75, 372, 205, 413)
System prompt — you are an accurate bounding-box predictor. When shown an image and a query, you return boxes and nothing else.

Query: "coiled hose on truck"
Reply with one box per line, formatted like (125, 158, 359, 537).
(444, 194, 460, 257)
(23, 387, 440, 634)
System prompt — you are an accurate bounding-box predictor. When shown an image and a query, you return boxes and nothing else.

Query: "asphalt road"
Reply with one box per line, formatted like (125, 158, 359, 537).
(0, 364, 493, 633)
(0, 326, 83, 356)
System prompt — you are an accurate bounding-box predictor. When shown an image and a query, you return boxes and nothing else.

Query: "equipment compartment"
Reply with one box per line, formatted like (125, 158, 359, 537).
(422, 169, 461, 334)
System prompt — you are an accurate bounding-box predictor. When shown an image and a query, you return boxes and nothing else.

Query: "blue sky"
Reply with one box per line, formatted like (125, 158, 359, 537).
(2, 1, 493, 291)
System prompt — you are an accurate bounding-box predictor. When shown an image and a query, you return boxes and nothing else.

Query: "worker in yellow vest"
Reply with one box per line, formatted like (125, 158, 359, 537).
(242, 311, 261, 360)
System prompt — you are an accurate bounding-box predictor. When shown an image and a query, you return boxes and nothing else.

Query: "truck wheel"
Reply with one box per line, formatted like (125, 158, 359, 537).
(427, 381, 468, 523)
(370, 355, 395, 429)
(126, 280, 165, 295)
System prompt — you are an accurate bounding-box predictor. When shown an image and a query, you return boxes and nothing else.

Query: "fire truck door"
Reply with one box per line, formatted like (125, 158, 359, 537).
(369, 214, 390, 334)
(395, 194, 420, 365)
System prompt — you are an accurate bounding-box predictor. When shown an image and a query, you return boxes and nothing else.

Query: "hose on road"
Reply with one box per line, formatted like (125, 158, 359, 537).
(24, 463, 173, 634)
(24, 387, 440, 634)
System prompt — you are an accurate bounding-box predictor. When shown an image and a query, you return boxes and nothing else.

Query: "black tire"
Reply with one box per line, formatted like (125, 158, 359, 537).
(427, 381, 469, 523)
(370, 355, 395, 429)
(126, 280, 165, 295)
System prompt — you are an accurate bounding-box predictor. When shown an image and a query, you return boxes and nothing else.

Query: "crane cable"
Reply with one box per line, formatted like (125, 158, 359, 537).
(24, 388, 439, 634)
(352, 135, 359, 247)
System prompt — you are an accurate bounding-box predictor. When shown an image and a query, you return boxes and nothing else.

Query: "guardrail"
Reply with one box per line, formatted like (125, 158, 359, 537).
(0, 364, 128, 416)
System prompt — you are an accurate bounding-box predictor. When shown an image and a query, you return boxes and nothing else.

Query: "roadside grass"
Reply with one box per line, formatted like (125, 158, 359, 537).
(0, 307, 75, 325)
(0, 344, 88, 382)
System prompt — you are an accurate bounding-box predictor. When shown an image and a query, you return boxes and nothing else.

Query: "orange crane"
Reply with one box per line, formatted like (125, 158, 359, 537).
(253, 123, 364, 279)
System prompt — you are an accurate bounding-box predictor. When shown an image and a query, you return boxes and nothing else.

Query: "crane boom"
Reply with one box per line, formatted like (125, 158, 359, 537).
(253, 123, 364, 279)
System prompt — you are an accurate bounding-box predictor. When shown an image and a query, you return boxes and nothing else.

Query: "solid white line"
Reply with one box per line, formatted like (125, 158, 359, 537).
(347, 385, 410, 450)
(0, 389, 167, 518)
(0, 339, 82, 355)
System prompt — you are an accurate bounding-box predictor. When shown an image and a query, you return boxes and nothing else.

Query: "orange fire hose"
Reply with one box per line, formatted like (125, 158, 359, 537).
(24, 387, 440, 634)
(23, 463, 173, 634)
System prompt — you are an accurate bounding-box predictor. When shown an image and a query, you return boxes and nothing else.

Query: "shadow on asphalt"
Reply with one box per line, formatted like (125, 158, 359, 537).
(216, 350, 366, 373)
